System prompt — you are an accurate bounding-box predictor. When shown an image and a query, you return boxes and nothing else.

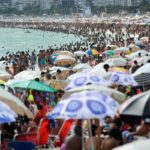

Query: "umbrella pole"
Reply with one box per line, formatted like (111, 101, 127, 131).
(88, 120, 94, 150)
(82, 120, 85, 150)
(0, 130, 1, 145)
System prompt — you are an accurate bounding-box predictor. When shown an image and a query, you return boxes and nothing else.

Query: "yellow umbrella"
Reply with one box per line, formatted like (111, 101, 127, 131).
(0, 80, 5, 84)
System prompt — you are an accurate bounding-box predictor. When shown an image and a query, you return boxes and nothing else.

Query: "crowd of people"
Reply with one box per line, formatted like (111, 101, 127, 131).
(0, 19, 150, 150)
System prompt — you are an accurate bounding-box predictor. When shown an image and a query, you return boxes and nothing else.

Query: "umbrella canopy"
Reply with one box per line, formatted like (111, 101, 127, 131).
(114, 47, 129, 54)
(14, 70, 41, 80)
(106, 45, 119, 50)
(0, 70, 12, 81)
(126, 50, 149, 60)
(128, 44, 140, 52)
(113, 139, 150, 150)
(110, 72, 138, 86)
(74, 51, 87, 57)
(49, 66, 70, 77)
(65, 75, 111, 91)
(119, 91, 150, 122)
(132, 64, 150, 86)
(11, 80, 57, 92)
(86, 49, 100, 55)
(140, 37, 149, 42)
(53, 50, 74, 57)
(0, 88, 33, 118)
(0, 79, 5, 84)
(105, 58, 127, 67)
(64, 85, 126, 103)
(103, 50, 114, 56)
(73, 63, 92, 72)
(47, 91, 119, 119)
(0, 100, 17, 124)
(54, 55, 76, 66)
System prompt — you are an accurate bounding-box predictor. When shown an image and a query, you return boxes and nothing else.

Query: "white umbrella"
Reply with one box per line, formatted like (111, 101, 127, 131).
(64, 85, 126, 103)
(113, 139, 150, 150)
(132, 63, 150, 86)
(74, 51, 87, 57)
(73, 63, 92, 72)
(55, 55, 76, 66)
(14, 70, 40, 80)
(0, 100, 17, 124)
(49, 66, 70, 76)
(126, 50, 149, 60)
(0, 70, 12, 81)
(47, 91, 119, 119)
(53, 51, 74, 57)
(0, 88, 33, 119)
(105, 58, 127, 67)
(65, 74, 111, 91)
(114, 47, 129, 54)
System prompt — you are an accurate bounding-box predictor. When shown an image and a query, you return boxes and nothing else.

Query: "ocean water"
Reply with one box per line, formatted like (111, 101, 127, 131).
(0, 28, 82, 56)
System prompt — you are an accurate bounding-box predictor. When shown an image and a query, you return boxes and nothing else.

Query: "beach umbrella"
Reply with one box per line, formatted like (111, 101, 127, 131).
(54, 55, 76, 66)
(64, 85, 126, 103)
(46, 80, 68, 90)
(53, 51, 74, 57)
(65, 75, 111, 91)
(140, 37, 149, 42)
(86, 49, 100, 55)
(114, 47, 129, 54)
(49, 66, 70, 77)
(128, 44, 140, 51)
(113, 139, 150, 150)
(47, 91, 119, 119)
(105, 58, 127, 67)
(103, 50, 114, 56)
(119, 90, 150, 122)
(0, 80, 5, 84)
(125, 50, 149, 60)
(14, 70, 41, 80)
(0, 70, 12, 81)
(74, 51, 87, 57)
(10, 80, 57, 92)
(110, 72, 138, 86)
(0, 88, 33, 118)
(0, 100, 17, 124)
(106, 45, 119, 50)
(110, 67, 129, 73)
(73, 63, 92, 72)
(132, 63, 150, 86)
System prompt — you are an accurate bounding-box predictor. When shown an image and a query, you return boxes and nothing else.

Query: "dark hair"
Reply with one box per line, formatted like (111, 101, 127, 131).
(91, 125, 98, 136)
(103, 64, 110, 69)
(57, 69, 61, 74)
(37, 104, 43, 110)
(109, 128, 122, 141)
(74, 126, 82, 136)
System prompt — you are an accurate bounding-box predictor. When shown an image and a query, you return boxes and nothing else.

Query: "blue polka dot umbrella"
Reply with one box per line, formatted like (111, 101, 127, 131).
(65, 75, 111, 91)
(47, 91, 119, 119)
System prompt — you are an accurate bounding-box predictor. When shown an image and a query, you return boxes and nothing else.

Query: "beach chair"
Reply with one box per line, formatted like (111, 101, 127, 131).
(14, 118, 50, 148)
(8, 141, 36, 150)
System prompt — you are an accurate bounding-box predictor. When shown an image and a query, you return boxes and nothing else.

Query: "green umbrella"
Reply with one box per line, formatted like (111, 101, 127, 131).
(106, 50, 114, 55)
(11, 80, 57, 92)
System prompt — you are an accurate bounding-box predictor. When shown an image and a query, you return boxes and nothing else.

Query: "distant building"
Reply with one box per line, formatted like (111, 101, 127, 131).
(39, 0, 53, 10)
(0, 0, 11, 8)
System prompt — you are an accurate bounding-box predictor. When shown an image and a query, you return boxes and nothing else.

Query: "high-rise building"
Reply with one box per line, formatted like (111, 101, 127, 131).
(39, 0, 53, 10)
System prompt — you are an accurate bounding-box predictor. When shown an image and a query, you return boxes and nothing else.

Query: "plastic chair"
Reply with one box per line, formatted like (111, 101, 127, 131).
(8, 141, 36, 150)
